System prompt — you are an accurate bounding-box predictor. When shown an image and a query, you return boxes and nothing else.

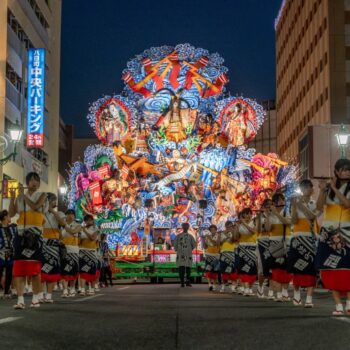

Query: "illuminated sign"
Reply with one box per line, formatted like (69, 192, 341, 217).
(26, 48, 45, 148)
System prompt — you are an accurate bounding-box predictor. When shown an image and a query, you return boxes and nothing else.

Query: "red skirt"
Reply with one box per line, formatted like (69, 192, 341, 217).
(222, 272, 238, 282)
(292, 274, 316, 288)
(80, 272, 98, 282)
(205, 271, 218, 280)
(321, 270, 350, 292)
(62, 275, 78, 282)
(271, 268, 292, 284)
(41, 273, 61, 283)
(239, 274, 257, 283)
(13, 260, 42, 277)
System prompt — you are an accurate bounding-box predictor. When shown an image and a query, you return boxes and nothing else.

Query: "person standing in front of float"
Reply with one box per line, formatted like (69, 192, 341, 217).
(203, 225, 220, 291)
(41, 193, 66, 303)
(236, 208, 258, 296)
(266, 193, 292, 302)
(256, 199, 273, 299)
(288, 180, 318, 308)
(61, 209, 81, 297)
(219, 220, 239, 293)
(79, 214, 99, 296)
(316, 159, 350, 316)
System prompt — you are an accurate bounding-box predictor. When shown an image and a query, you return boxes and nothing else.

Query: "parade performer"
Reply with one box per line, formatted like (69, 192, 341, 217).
(289, 180, 318, 308)
(236, 208, 258, 296)
(203, 225, 220, 291)
(61, 209, 81, 297)
(0, 210, 16, 298)
(266, 193, 292, 302)
(256, 199, 273, 299)
(316, 159, 350, 316)
(41, 193, 65, 303)
(79, 214, 100, 296)
(219, 220, 239, 293)
(9, 172, 47, 309)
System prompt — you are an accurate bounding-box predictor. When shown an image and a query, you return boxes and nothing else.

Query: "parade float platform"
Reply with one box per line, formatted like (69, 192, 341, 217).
(113, 249, 204, 283)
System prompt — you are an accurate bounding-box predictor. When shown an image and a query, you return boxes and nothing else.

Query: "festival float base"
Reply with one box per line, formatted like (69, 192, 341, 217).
(67, 44, 296, 280)
(114, 249, 204, 282)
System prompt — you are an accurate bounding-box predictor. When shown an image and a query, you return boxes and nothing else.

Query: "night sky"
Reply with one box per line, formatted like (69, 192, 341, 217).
(60, 0, 282, 137)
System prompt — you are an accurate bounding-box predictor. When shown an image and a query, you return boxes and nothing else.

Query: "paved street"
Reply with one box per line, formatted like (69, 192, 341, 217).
(0, 283, 349, 350)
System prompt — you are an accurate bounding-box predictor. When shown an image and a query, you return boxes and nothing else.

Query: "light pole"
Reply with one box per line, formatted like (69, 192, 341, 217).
(0, 120, 24, 166)
(335, 124, 350, 159)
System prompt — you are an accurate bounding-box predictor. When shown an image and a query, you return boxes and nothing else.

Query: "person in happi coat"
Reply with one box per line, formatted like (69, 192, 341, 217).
(316, 159, 350, 315)
(174, 223, 196, 287)
(289, 179, 318, 308)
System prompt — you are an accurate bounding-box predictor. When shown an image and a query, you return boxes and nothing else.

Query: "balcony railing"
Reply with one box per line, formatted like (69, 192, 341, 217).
(5, 79, 22, 111)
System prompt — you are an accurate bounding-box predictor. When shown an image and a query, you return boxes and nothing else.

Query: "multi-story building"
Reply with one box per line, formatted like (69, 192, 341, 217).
(248, 100, 277, 154)
(275, 0, 350, 168)
(0, 0, 61, 206)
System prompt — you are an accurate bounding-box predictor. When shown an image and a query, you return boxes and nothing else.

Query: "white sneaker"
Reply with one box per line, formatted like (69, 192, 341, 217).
(220, 285, 225, 293)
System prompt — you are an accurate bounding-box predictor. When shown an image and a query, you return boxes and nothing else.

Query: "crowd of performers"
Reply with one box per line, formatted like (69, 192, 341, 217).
(0, 172, 113, 310)
(203, 158, 350, 316)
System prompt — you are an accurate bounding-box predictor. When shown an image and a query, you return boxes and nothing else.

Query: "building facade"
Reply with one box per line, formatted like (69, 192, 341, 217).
(0, 0, 61, 204)
(248, 100, 277, 155)
(275, 0, 350, 167)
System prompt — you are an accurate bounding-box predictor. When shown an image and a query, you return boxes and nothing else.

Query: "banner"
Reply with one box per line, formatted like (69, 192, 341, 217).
(26, 48, 45, 148)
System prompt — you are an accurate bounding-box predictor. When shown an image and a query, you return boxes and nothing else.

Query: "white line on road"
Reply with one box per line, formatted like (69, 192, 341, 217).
(332, 317, 350, 324)
(0, 317, 23, 325)
(75, 294, 104, 302)
(116, 287, 130, 291)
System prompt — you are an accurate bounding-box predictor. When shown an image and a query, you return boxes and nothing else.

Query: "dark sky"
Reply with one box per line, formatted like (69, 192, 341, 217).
(60, 0, 282, 137)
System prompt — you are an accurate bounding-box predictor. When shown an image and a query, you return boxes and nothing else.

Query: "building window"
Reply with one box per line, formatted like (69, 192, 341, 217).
(6, 62, 22, 92)
(299, 134, 309, 179)
(7, 10, 34, 49)
(27, 147, 49, 166)
(27, 0, 50, 30)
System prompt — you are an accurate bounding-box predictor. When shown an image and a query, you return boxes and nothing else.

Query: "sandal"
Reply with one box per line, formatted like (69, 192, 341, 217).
(332, 310, 344, 316)
(30, 302, 40, 308)
(13, 303, 25, 310)
(293, 298, 302, 306)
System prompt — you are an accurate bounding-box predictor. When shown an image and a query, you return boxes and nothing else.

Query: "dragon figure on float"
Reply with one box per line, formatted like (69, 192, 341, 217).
(67, 43, 296, 255)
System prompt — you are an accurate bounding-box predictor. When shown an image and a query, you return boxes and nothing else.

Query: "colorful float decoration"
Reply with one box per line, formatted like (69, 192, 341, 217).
(67, 44, 296, 262)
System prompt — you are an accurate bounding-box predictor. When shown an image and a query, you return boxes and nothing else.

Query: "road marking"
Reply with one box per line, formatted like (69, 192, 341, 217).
(75, 294, 104, 302)
(116, 287, 130, 291)
(0, 317, 23, 324)
(332, 317, 350, 323)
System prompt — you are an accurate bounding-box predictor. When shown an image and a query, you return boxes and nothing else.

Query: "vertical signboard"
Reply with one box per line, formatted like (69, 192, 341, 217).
(26, 48, 45, 148)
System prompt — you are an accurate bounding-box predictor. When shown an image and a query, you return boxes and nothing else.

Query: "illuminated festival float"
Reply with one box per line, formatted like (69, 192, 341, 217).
(67, 44, 296, 281)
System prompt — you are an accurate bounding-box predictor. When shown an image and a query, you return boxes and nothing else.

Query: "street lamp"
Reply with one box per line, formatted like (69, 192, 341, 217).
(335, 124, 350, 159)
(0, 120, 23, 165)
(59, 186, 67, 195)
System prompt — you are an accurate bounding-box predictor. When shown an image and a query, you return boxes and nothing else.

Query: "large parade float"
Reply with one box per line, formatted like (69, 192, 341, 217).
(67, 44, 296, 282)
